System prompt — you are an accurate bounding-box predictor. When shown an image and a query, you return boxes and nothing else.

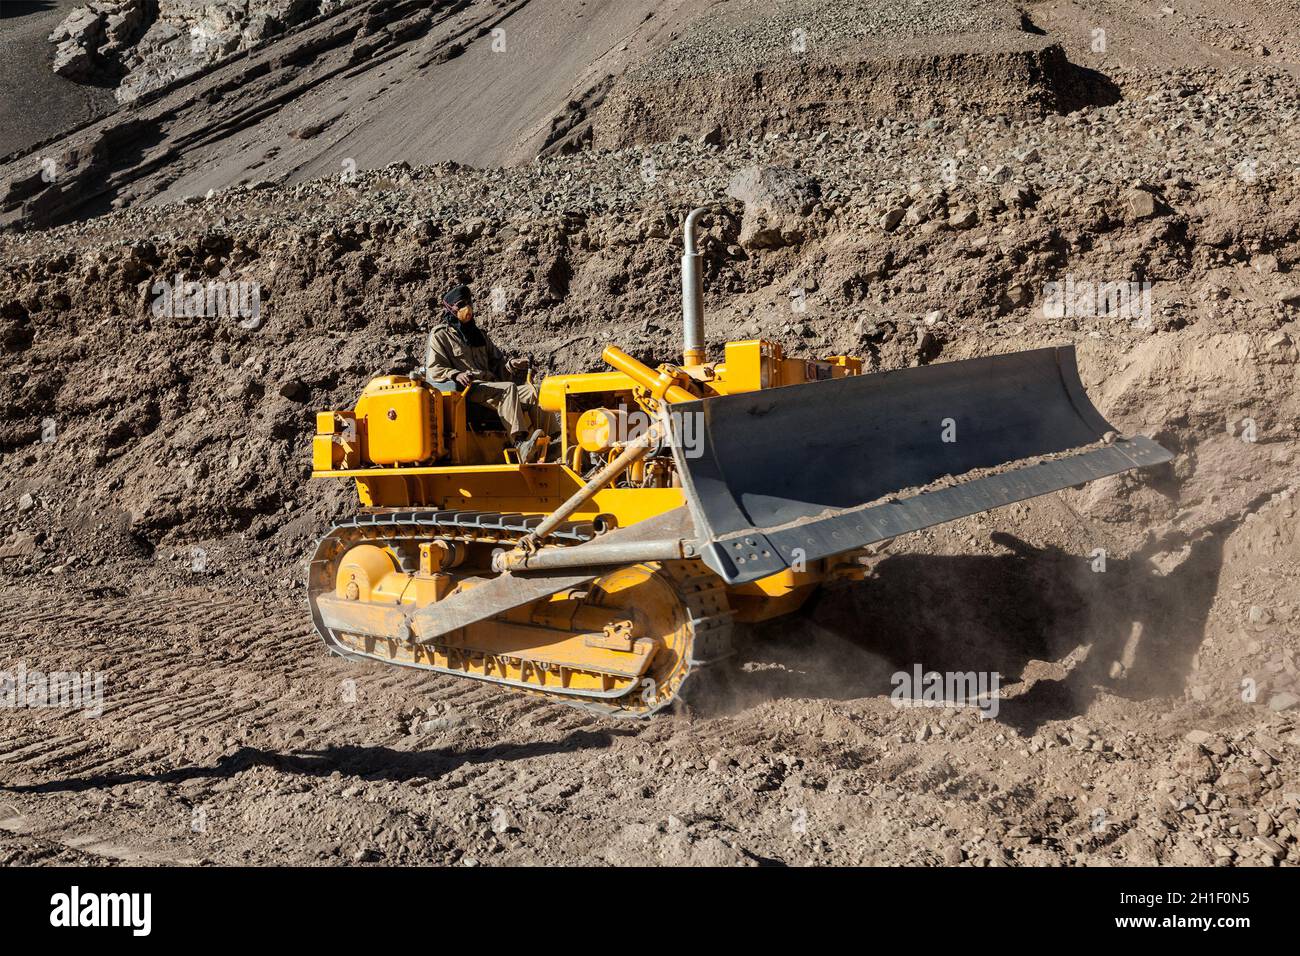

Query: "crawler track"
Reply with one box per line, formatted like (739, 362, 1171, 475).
(307, 512, 734, 717)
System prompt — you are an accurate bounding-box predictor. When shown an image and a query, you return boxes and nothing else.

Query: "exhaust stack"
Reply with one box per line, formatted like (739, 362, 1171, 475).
(681, 207, 707, 366)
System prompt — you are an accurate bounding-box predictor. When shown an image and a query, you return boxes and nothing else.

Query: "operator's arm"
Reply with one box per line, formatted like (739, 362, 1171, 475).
(425, 327, 476, 382)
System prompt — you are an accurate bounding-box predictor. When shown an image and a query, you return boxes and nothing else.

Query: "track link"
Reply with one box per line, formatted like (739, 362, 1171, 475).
(307, 513, 734, 717)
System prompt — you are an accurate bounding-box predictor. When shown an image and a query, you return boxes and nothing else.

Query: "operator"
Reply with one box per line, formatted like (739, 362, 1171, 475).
(423, 284, 549, 463)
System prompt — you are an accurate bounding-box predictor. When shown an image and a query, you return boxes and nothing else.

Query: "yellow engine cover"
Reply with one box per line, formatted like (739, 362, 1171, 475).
(356, 377, 442, 465)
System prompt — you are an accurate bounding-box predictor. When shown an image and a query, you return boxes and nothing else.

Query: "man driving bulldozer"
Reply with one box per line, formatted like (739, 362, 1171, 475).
(423, 284, 549, 463)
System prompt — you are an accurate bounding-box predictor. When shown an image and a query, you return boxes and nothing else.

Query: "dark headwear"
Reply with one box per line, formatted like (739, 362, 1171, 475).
(443, 284, 472, 309)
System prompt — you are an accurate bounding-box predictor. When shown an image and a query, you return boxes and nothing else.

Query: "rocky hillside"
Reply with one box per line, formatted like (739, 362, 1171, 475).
(15, 0, 1296, 230)
(47, 2, 357, 101)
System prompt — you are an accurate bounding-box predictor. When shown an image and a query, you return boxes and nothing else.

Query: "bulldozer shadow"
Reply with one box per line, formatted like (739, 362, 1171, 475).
(730, 528, 1229, 736)
(2, 729, 638, 795)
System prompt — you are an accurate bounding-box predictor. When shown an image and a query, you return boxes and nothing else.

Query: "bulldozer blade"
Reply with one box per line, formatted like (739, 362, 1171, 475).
(668, 345, 1173, 585)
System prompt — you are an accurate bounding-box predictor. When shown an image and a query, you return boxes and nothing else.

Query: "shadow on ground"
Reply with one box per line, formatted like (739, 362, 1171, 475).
(1, 2, 59, 21)
(2, 727, 637, 794)
(730, 517, 1239, 736)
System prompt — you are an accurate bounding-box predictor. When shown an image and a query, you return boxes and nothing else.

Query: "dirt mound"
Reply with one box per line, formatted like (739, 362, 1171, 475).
(594, 0, 1118, 149)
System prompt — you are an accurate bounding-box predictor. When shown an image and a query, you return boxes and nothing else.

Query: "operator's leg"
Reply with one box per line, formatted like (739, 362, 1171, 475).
(516, 382, 559, 436)
(469, 381, 531, 436)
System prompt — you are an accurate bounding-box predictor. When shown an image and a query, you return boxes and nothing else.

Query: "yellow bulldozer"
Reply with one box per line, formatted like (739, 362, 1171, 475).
(307, 208, 1172, 716)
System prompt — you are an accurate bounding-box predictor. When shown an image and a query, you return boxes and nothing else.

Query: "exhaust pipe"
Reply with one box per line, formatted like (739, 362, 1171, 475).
(681, 207, 707, 366)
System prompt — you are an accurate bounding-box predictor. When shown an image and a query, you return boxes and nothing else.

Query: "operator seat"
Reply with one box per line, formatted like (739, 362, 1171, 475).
(424, 378, 508, 432)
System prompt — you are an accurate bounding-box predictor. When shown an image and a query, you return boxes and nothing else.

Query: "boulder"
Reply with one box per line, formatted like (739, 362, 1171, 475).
(52, 39, 100, 81)
(48, 1, 148, 80)
(1124, 186, 1165, 220)
(49, 6, 103, 46)
(726, 165, 821, 250)
(881, 206, 906, 232)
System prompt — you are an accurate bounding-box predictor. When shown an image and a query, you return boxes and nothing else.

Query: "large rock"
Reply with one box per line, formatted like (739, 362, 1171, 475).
(170, 0, 314, 60)
(726, 165, 821, 249)
(49, 6, 106, 80)
(1124, 185, 1166, 221)
(49, 6, 104, 46)
(52, 38, 100, 80)
(50, 0, 331, 101)
(102, 1, 148, 56)
(48, 1, 147, 80)
(727, 164, 821, 215)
